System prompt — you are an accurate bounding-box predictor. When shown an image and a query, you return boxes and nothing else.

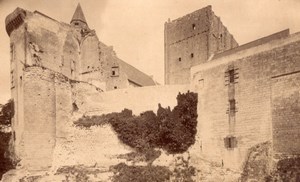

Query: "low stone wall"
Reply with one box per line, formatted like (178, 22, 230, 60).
(52, 123, 132, 169)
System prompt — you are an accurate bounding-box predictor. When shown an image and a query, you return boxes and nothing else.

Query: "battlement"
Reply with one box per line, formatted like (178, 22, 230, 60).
(5, 8, 27, 36)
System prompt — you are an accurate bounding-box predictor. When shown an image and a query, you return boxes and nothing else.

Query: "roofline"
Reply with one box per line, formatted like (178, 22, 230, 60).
(191, 30, 300, 74)
(165, 5, 212, 24)
(213, 29, 290, 60)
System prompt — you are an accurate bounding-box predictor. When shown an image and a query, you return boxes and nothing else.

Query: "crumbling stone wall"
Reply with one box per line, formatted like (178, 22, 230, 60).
(164, 5, 238, 85)
(191, 30, 300, 170)
(22, 67, 57, 170)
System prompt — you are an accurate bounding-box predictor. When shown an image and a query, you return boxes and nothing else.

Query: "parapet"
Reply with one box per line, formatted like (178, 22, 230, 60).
(5, 8, 28, 36)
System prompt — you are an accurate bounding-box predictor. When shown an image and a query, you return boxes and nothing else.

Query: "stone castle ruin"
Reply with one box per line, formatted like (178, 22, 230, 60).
(3, 3, 300, 181)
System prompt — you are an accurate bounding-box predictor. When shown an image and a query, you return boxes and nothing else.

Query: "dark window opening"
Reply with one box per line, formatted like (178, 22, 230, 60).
(74, 22, 79, 26)
(114, 86, 117, 89)
(191, 53, 194, 58)
(229, 99, 236, 112)
(72, 102, 79, 112)
(229, 69, 235, 83)
(192, 24, 196, 30)
(10, 43, 14, 62)
(111, 66, 119, 76)
(178, 57, 182, 62)
(228, 137, 233, 148)
(224, 136, 237, 149)
(11, 70, 14, 87)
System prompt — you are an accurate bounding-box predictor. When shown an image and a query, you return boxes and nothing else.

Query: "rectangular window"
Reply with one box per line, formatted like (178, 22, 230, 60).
(71, 60, 75, 74)
(11, 70, 14, 89)
(178, 57, 182, 62)
(10, 43, 14, 62)
(191, 53, 194, 58)
(229, 99, 236, 112)
(224, 136, 237, 149)
(111, 66, 119, 77)
(228, 137, 233, 148)
(229, 69, 234, 83)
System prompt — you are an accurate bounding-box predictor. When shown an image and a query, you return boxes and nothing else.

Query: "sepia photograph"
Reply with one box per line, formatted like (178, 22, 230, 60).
(0, 0, 300, 181)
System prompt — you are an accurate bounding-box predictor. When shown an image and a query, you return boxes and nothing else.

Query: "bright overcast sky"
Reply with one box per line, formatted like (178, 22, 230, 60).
(0, 0, 300, 104)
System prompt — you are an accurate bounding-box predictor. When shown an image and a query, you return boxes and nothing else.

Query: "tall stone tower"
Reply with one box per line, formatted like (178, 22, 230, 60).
(164, 6, 238, 85)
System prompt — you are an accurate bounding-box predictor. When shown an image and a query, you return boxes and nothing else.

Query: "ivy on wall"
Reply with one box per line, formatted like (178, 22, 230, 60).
(0, 99, 15, 180)
(75, 91, 198, 154)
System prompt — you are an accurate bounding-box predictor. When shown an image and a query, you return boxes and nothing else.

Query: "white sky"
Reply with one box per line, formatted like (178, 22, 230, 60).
(0, 0, 300, 104)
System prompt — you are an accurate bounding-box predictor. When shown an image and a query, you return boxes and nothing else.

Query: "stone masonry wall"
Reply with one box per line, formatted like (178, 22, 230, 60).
(26, 12, 76, 78)
(52, 84, 191, 169)
(73, 84, 191, 116)
(5, 7, 156, 171)
(271, 72, 300, 155)
(164, 6, 237, 85)
(9, 21, 26, 163)
(22, 67, 56, 170)
(191, 32, 300, 170)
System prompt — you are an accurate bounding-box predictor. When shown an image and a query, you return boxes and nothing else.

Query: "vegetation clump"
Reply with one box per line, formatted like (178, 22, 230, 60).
(0, 99, 15, 180)
(265, 157, 300, 182)
(110, 163, 172, 182)
(0, 99, 14, 126)
(75, 92, 198, 181)
(75, 91, 198, 154)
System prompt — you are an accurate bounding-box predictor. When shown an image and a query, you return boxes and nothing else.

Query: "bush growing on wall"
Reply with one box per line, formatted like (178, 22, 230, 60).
(110, 162, 172, 182)
(75, 91, 198, 154)
(158, 91, 198, 153)
(0, 99, 15, 180)
(0, 132, 13, 180)
(0, 99, 14, 126)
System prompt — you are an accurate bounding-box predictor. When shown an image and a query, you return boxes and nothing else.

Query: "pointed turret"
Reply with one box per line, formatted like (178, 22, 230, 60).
(70, 3, 89, 30)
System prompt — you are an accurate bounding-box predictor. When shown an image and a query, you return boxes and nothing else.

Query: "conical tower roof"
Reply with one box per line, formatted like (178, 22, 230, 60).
(71, 3, 87, 24)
